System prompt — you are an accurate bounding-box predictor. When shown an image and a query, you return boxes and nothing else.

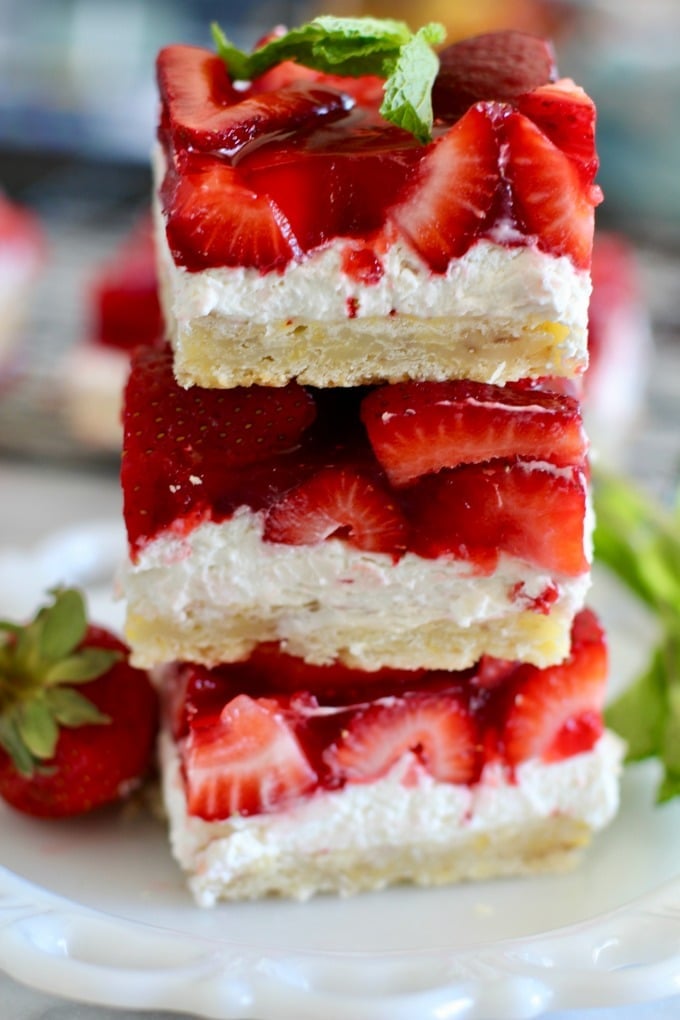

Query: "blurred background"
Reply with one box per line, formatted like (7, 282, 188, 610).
(0, 0, 679, 488)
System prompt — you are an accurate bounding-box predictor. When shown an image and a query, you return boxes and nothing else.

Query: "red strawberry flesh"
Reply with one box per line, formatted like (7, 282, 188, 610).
(406, 461, 588, 576)
(182, 694, 317, 819)
(361, 379, 586, 487)
(323, 692, 480, 785)
(165, 610, 607, 820)
(263, 465, 409, 555)
(157, 45, 354, 156)
(388, 104, 501, 272)
(503, 110, 601, 269)
(501, 608, 607, 765)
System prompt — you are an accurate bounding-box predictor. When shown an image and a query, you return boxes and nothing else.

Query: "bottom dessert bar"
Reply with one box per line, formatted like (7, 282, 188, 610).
(157, 610, 623, 905)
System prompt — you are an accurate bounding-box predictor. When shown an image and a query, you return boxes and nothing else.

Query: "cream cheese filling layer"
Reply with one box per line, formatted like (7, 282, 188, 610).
(123, 509, 591, 668)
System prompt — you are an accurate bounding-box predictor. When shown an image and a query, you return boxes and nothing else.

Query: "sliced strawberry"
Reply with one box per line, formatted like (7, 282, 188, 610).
(157, 45, 353, 156)
(121, 346, 316, 552)
(323, 692, 480, 785)
(502, 608, 607, 765)
(504, 110, 601, 269)
(516, 79, 598, 186)
(388, 104, 500, 272)
(433, 30, 556, 122)
(182, 694, 318, 819)
(360, 379, 586, 487)
(241, 120, 422, 255)
(161, 151, 296, 270)
(263, 465, 409, 555)
(406, 461, 588, 576)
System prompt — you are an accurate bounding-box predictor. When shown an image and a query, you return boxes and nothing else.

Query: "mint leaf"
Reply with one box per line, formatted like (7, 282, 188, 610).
(605, 645, 667, 761)
(594, 469, 680, 802)
(212, 16, 445, 142)
(380, 25, 442, 144)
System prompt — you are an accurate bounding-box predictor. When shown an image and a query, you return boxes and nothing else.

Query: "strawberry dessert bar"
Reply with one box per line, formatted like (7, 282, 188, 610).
(121, 346, 591, 672)
(120, 20, 622, 903)
(62, 216, 163, 449)
(154, 30, 601, 390)
(158, 610, 621, 903)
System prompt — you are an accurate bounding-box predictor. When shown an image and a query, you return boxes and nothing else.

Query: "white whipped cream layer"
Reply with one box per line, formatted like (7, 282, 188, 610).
(159, 227, 591, 329)
(160, 730, 624, 906)
(124, 507, 590, 640)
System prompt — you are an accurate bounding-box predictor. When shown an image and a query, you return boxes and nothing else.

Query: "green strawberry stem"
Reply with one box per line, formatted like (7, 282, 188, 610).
(0, 588, 119, 776)
(212, 16, 446, 143)
(593, 469, 680, 801)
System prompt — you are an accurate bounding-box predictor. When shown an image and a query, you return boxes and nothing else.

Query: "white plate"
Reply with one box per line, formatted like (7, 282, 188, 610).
(0, 521, 679, 1020)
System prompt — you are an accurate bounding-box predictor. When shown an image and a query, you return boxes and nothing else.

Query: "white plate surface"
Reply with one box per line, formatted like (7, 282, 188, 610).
(0, 521, 679, 1019)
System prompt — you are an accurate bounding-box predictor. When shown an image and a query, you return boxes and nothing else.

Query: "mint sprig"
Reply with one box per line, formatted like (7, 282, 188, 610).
(0, 588, 119, 775)
(593, 470, 680, 801)
(211, 17, 446, 143)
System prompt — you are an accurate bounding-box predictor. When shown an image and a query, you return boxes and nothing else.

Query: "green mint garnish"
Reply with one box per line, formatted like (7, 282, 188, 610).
(593, 470, 680, 801)
(211, 16, 446, 143)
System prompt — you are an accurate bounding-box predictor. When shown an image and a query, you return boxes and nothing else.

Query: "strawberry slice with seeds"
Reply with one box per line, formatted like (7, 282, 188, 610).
(263, 465, 409, 555)
(389, 104, 500, 272)
(182, 694, 318, 819)
(407, 461, 588, 576)
(157, 45, 353, 156)
(504, 110, 601, 269)
(323, 692, 480, 785)
(516, 79, 599, 186)
(361, 379, 586, 487)
(161, 151, 297, 270)
(433, 30, 556, 122)
(502, 608, 607, 765)
(121, 346, 316, 552)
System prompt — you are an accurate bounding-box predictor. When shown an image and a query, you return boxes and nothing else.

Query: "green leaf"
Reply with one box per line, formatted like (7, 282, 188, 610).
(605, 645, 667, 761)
(380, 25, 442, 144)
(45, 687, 110, 728)
(0, 715, 36, 775)
(44, 647, 119, 686)
(657, 769, 680, 804)
(212, 16, 445, 142)
(38, 588, 88, 662)
(15, 697, 59, 761)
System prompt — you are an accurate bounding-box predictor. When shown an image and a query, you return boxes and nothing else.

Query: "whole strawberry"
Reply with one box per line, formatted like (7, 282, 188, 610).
(0, 588, 159, 818)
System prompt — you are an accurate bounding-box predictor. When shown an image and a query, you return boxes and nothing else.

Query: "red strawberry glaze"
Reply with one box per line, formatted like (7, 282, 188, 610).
(156, 34, 600, 273)
(122, 346, 588, 576)
(164, 610, 607, 820)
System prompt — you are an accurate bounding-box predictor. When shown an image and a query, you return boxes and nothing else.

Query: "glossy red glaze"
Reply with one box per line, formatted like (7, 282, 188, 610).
(122, 347, 588, 574)
(155, 37, 599, 273)
(165, 609, 607, 818)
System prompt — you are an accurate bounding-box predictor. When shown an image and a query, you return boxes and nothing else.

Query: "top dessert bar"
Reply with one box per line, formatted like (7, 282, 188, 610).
(155, 29, 601, 389)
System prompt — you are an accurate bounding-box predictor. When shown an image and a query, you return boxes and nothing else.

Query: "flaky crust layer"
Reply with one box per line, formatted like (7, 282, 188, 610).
(165, 308, 582, 390)
(126, 603, 575, 672)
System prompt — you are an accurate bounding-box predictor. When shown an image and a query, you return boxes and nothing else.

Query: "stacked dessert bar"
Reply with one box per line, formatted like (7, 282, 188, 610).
(120, 23, 623, 905)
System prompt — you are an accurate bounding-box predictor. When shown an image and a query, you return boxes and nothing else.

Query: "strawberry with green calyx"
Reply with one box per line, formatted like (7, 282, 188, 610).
(0, 588, 159, 818)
